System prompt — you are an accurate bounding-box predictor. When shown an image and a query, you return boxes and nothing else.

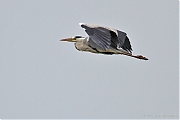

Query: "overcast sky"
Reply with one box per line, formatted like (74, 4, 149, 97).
(0, 0, 179, 119)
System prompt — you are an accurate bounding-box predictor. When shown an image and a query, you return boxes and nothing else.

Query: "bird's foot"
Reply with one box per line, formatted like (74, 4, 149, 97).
(135, 55, 148, 60)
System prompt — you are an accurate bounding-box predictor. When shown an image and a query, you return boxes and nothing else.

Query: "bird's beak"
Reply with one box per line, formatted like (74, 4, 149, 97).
(60, 38, 75, 42)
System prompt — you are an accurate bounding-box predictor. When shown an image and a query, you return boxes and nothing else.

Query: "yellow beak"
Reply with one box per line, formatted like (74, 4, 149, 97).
(60, 38, 75, 42)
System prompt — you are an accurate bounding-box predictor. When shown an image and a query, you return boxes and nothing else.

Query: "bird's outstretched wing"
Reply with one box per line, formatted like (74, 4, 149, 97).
(79, 23, 132, 53)
(80, 23, 112, 50)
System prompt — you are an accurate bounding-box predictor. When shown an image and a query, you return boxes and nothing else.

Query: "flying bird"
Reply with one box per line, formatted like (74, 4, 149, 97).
(60, 23, 148, 60)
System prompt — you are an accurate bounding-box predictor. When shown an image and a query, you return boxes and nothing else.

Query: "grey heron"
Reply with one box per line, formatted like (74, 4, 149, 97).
(60, 23, 148, 60)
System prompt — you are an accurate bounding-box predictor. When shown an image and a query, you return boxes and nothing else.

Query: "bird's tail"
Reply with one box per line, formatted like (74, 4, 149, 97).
(121, 52, 148, 60)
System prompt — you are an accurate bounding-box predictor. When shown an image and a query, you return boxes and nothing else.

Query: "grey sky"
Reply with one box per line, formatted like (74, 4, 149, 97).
(0, 0, 179, 119)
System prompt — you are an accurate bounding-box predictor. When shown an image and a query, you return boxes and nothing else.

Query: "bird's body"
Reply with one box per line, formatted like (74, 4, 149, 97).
(61, 23, 148, 60)
(74, 37, 127, 55)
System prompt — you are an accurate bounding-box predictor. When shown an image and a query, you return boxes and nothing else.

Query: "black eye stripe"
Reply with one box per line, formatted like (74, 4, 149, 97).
(75, 36, 82, 38)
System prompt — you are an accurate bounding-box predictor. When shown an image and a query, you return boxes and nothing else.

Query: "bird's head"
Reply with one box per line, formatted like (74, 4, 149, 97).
(60, 36, 85, 42)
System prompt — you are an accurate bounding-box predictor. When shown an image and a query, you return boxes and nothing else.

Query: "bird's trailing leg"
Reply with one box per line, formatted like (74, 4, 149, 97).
(121, 52, 148, 60)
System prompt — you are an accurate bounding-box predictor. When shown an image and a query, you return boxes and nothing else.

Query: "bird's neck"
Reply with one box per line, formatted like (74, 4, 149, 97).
(74, 37, 87, 51)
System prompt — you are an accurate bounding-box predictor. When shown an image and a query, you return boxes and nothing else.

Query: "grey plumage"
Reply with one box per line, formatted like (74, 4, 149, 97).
(60, 23, 148, 60)
(80, 23, 132, 53)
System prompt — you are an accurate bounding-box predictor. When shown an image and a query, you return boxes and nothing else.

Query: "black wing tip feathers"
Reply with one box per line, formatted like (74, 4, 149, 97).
(121, 36, 133, 53)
